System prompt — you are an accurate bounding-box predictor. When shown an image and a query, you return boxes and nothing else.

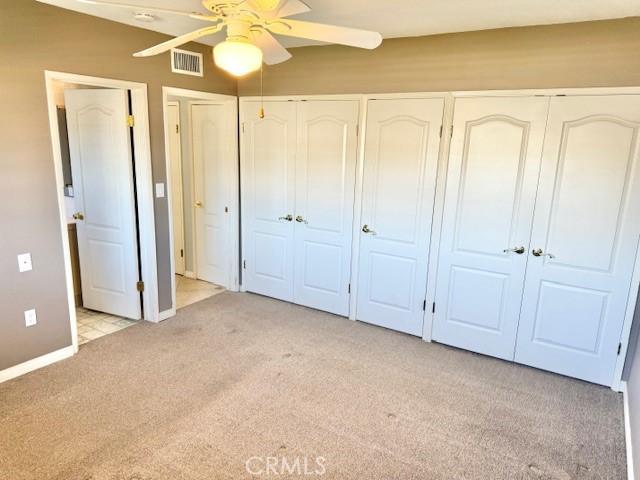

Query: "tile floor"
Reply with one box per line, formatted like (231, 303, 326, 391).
(76, 308, 137, 345)
(75, 276, 224, 345)
(176, 275, 225, 310)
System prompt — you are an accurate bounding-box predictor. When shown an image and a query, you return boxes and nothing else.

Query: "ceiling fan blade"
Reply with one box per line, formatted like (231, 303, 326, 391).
(251, 30, 292, 65)
(243, 0, 309, 18)
(276, 0, 311, 18)
(133, 24, 223, 57)
(77, 0, 217, 21)
(267, 19, 382, 49)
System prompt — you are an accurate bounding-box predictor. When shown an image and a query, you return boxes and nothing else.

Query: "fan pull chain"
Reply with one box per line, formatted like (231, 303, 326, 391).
(259, 64, 265, 119)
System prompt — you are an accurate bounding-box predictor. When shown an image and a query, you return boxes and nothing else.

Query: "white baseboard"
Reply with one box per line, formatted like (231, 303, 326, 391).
(157, 308, 176, 322)
(623, 381, 635, 480)
(0, 345, 74, 384)
(184, 271, 196, 279)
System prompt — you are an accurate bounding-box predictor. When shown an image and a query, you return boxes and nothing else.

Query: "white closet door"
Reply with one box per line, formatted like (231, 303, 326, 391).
(515, 95, 640, 385)
(65, 89, 141, 320)
(293, 100, 359, 316)
(241, 101, 297, 301)
(431, 97, 549, 359)
(192, 103, 231, 287)
(167, 103, 185, 276)
(356, 98, 444, 335)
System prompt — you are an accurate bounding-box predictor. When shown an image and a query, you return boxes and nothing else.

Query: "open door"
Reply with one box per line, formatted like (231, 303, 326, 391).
(65, 88, 142, 320)
(167, 102, 186, 276)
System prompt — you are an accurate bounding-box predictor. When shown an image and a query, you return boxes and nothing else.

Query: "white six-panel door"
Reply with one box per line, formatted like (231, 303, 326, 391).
(241, 101, 297, 301)
(191, 103, 233, 287)
(65, 89, 141, 320)
(431, 97, 549, 359)
(356, 98, 444, 335)
(515, 95, 640, 385)
(293, 100, 359, 316)
(167, 102, 185, 276)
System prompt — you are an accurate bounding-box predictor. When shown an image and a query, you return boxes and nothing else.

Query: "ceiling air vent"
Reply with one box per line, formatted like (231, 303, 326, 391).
(171, 48, 203, 77)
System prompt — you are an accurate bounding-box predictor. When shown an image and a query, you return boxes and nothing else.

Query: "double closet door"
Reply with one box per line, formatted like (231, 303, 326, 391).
(241, 100, 359, 316)
(433, 95, 640, 385)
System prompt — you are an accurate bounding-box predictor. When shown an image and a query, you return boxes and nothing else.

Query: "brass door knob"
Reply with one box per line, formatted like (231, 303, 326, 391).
(72, 212, 84, 220)
(194, 201, 203, 208)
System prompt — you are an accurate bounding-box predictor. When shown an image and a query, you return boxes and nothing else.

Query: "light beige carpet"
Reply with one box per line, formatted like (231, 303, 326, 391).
(0, 292, 626, 479)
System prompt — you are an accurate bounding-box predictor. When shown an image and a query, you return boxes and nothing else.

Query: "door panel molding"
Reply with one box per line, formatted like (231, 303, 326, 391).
(356, 97, 444, 336)
(515, 95, 640, 386)
(432, 96, 550, 360)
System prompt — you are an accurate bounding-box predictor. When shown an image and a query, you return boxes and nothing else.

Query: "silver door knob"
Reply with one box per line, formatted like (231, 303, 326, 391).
(532, 248, 555, 259)
(295, 215, 308, 224)
(278, 214, 293, 222)
(503, 246, 525, 254)
(362, 224, 377, 235)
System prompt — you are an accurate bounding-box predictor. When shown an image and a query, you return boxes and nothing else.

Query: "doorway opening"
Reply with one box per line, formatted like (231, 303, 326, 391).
(162, 87, 239, 316)
(46, 72, 159, 352)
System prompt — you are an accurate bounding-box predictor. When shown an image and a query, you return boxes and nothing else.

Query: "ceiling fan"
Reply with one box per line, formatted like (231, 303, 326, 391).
(78, 0, 383, 76)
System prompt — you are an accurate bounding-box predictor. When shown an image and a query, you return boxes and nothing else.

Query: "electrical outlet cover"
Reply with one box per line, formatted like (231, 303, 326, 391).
(24, 309, 37, 327)
(17, 253, 32, 272)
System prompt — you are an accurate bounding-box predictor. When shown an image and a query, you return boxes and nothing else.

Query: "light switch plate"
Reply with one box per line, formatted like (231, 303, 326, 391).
(24, 309, 37, 327)
(17, 253, 32, 272)
(155, 183, 165, 198)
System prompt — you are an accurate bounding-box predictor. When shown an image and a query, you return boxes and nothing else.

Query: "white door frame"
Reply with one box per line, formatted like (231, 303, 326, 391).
(241, 87, 640, 390)
(45, 70, 159, 355)
(162, 87, 240, 320)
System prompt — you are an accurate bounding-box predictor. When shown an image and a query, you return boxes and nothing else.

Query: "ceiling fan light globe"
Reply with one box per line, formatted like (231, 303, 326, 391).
(213, 40, 263, 77)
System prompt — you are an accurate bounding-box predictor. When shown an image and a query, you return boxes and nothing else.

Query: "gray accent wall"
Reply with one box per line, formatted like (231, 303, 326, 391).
(0, 1, 236, 371)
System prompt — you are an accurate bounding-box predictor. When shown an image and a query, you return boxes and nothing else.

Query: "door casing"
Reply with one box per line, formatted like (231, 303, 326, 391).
(162, 87, 240, 321)
(45, 70, 159, 357)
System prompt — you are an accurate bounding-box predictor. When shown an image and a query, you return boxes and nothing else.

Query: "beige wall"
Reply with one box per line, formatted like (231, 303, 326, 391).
(0, 1, 236, 371)
(238, 17, 640, 96)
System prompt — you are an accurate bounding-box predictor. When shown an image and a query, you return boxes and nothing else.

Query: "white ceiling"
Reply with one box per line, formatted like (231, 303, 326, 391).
(38, 0, 640, 48)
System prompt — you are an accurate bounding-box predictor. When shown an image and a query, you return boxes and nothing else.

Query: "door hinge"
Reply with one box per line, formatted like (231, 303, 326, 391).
(127, 115, 135, 127)
(432, 302, 436, 314)
(618, 342, 622, 355)
(136, 281, 144, 292)
(241, 122, 245, 133)
(450, 125, 454, 138)
(224, 206, 229, 213)
(176, 124, 180, 134)
(348, 283, 351, 294)
(439, 125, 443, 138)
(356, 124, 359, 137)
(422, 300, 427, 311)
(243, 260, 246, 270)
(180, 249, 184, 258)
